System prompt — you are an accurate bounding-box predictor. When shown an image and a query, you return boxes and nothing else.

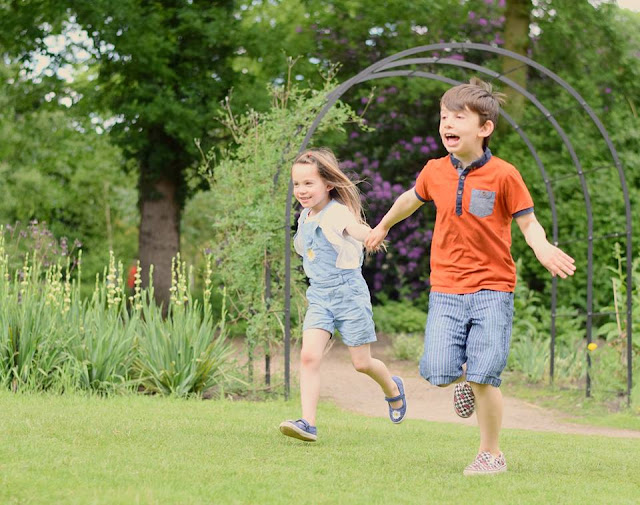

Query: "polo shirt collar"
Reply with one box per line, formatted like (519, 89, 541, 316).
(450, 147, 492, 172)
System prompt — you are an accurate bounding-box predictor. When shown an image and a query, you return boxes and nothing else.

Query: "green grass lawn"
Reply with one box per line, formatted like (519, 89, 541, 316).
(501, 372, 640, 432)
(1, 392, 639, 505)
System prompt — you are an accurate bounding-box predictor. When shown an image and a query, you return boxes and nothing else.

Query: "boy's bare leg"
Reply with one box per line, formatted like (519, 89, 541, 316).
(300, 329, 332, 426)
(348, 344, 402, 408)
(470, 382, 503, 456)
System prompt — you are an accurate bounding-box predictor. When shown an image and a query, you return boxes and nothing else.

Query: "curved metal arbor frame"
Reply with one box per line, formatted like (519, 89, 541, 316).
(282, 43, 633, 404)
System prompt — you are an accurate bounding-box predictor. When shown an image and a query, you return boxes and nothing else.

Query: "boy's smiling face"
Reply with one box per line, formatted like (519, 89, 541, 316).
(439, 104, 494, 166)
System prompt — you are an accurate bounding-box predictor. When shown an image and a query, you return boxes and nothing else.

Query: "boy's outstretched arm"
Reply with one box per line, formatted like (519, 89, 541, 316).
(515, 212, 576, 278)
(364, 188, 424, 250)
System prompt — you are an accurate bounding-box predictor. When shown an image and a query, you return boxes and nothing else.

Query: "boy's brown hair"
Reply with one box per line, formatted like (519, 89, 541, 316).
(441, 77, 506, 148)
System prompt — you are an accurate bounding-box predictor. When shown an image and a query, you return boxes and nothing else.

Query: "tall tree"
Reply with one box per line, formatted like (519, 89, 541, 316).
(502, 0, 532, 122)
(0, 1, 238, 306)
(73, 1, 237, 306)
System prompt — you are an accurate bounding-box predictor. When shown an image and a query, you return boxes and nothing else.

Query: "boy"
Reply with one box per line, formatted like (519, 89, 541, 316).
(364, 77, 575, 475)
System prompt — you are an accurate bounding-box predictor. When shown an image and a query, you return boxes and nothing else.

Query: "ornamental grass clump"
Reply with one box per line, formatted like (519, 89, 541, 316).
(0, 223, 234, 396)
(0, 235, 74, 392)
(134, 254, 233, 397)
(67, 251, 139, 394)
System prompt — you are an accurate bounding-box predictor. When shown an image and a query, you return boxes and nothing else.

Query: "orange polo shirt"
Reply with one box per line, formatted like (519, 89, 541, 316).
(415, 153, 534, 294)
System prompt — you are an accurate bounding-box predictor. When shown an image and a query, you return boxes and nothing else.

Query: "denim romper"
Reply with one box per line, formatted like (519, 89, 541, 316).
(295, 201, 376, 347)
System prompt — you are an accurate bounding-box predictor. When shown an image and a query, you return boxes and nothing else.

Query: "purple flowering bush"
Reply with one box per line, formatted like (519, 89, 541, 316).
(2, 220, 82, 277)
(359, 159, 433, 302)
(338, 86, 443, 302)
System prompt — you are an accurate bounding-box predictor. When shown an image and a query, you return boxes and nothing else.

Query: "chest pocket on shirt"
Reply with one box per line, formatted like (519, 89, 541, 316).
(469, 189, 496, 218)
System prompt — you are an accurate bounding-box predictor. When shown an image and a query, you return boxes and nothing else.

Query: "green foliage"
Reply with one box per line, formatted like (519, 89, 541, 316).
(0, 233, 75, 391)
(588, 242, 640, 396)
(552, 334, 586, 385)
(391, 332, 424, 363)
(0, 1, 239, 185)
(235, 0, 491, 96)
(0, 61, 138, 296)
(507, 262, 587, 385)
(508, 333, 549, 383)
(504, 1, 640, 309)
(372, 299, 427, 335)
(0, 241, 140, 394)
(67, 256, 139, 394)
(595, 243, 640, 351)
(69, 303, 138, 394)
(0, 2, 244, 306)
(589, 344, 627, 398)
(507, 253, 636, 396)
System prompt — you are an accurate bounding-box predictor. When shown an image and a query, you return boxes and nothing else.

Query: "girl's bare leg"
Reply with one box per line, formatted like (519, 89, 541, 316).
(348, 344, 402, 408)
(299, 328, 332, 425)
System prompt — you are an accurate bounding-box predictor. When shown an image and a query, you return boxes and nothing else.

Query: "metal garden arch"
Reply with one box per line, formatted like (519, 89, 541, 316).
(282, 43, 633, 405)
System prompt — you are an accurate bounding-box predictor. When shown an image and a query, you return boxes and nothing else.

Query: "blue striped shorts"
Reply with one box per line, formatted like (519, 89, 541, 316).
(419, 290, 514, 387)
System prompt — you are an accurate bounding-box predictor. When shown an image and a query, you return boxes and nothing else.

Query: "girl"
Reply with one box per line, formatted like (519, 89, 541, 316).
(279, 148, 407, 442)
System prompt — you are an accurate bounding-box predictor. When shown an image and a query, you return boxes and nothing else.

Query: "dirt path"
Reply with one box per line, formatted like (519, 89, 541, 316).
(306, 340, 640, 439)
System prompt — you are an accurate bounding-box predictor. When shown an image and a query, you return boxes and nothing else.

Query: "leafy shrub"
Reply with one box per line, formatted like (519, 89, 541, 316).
(587, 243, 638, 396)
(0, 243, 73, 391)
(391, 333, 424, 363)
(373, 299, 427, 335)
(588, 343, 627, 397)
(134, 298, 232, 397)
(553, 344, 586, 385)
(595, 243, 639, 352)
(509, 334, 549, 383)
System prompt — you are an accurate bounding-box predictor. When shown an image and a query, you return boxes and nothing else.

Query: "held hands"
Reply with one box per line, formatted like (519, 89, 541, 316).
(364, 224, 389, 253)
(535, 243, 576, 279)
(346, 222, 386, 252)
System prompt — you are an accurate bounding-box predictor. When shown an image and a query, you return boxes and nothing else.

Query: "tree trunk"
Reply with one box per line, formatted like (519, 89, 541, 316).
(501, 0, 532, 123)
(139, 176, 180, 309)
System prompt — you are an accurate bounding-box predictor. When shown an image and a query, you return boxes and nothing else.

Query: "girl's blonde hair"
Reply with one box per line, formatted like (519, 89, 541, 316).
(293, 148, 366, 224)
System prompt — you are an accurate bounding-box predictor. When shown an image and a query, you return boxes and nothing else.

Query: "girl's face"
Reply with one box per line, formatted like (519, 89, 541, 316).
(292, 163, 333, 214)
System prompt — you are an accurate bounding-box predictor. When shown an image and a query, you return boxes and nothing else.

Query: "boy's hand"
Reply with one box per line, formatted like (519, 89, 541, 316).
(516, 212, 576, 279)
(363, 189, 423, 252)
(534, 243, 576, 278)
(365, 225, 389, 251)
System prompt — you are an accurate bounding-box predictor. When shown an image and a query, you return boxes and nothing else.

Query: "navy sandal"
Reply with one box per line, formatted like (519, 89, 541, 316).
(385, 376, 407, 424)
(279, 418, 318, 442)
